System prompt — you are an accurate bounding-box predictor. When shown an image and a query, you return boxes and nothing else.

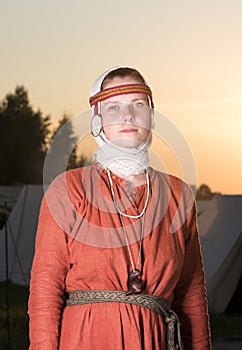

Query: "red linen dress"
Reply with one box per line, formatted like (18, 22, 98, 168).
(28, 165, 211, 349)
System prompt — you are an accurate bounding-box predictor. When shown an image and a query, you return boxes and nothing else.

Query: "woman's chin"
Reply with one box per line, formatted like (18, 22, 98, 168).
(111, 139, 143, 149)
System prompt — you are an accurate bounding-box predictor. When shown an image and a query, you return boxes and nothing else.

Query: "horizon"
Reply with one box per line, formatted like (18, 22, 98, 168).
(1, 0, 241, 195)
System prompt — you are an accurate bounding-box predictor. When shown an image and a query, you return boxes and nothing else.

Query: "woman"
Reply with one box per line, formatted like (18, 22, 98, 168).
(28, 66, 211, 349)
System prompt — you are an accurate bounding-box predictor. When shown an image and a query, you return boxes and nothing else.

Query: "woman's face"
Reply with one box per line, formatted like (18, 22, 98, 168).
(101, 77, 152, 148)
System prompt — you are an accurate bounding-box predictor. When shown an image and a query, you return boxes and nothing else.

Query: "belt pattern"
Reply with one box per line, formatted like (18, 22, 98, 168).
(67, 290, 171, 314)
(66, 289, 183, 350)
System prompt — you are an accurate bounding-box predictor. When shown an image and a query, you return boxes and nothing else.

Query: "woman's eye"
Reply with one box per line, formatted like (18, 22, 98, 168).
(135, 102, 144, 108)
(109, 105, 119, 111)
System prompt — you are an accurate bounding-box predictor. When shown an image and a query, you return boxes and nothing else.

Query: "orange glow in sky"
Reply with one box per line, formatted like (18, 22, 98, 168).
(0, 1, 241, 194)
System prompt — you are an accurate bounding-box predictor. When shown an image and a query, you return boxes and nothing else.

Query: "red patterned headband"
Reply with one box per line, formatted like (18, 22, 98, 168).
(89, 84, 154, 108)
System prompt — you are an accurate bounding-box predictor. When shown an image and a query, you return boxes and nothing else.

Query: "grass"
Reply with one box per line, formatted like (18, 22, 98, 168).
(0, 282, 29, 350)
(210, 313, 242, 341)
(0, 281, 241, 349)
(210, 278, 242, 342)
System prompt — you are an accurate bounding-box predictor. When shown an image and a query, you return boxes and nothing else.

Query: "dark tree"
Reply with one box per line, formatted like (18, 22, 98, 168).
(53, 114, 79, 170)
(45, 113, 79, 183)
(196, 184, 217, 200)
(76, 154, 94, 168)
(47, 114, 95, 174)
(0, 86, 51, 184)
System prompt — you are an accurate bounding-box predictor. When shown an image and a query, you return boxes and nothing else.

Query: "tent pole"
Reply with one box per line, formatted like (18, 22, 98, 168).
(4, 201, 11, 349)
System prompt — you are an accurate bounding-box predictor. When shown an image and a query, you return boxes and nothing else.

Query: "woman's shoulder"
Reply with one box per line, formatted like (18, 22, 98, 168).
(150, 168, 192, 188)
(150, 168, 195, 201)
(44, 165, 94, 199)
(50, 165, 94, 185)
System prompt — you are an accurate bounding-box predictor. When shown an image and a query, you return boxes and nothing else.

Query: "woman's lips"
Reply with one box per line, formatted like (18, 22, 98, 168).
(119, 128, 138, 133)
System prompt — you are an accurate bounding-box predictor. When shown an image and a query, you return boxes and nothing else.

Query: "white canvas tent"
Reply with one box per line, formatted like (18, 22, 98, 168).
(0, 185, 241, 313)
(0, 185, 22, 210)
(197, 195, 242, 313)
(0, 185, 43, 285)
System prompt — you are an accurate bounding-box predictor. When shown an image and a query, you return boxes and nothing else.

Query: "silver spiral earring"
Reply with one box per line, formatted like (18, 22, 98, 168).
(91, 114, 103, 137)
(147, 95, 155, 129)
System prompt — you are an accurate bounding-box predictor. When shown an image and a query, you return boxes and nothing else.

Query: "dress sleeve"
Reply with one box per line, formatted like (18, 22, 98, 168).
(172, 201, 212, 349)
(28, 193, 70, 350)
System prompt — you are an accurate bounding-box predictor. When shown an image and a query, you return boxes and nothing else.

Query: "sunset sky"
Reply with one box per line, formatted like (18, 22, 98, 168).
(1, 0, 241, 194)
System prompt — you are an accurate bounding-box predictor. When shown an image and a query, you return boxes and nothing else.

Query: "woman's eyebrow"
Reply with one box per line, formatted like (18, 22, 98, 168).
(131, 98, 148, 102)
(102, 100, 121, 105)
(102, 97, 148, 105)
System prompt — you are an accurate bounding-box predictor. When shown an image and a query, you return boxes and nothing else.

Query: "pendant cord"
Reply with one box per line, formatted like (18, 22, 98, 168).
(106, 168, 148, 273)
(118, 214, 145, 272)
(106, 168, 150, 219)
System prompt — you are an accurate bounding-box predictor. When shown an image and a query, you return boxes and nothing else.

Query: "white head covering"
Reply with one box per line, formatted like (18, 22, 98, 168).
(90, 66, 154, 176)
(90, 66, 131, 96)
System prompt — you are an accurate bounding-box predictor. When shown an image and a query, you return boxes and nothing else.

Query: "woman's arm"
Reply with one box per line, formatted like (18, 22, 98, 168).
(28, 196, 70, 350)
(172, 203, 212, 350)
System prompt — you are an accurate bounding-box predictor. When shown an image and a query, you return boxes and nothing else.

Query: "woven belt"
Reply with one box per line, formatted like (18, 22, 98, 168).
(66, 290, 183, 350)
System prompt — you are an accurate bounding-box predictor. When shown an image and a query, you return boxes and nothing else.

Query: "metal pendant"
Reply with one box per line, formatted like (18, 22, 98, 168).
(127, 269, 145, 294)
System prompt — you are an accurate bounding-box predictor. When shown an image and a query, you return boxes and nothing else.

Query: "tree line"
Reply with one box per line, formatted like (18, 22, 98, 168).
(0, 85, 220, 198)
(0, 86, 86, 185)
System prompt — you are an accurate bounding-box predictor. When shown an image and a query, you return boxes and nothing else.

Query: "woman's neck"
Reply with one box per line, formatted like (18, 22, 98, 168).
(108, 168, 147, 193)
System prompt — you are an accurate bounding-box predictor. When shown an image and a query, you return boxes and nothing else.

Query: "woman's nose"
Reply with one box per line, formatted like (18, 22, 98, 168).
(122, 104, 135, 122)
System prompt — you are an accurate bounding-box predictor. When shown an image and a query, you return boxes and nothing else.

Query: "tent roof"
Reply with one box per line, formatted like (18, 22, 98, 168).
(0, 185, 22, 210)
(0, 185, 43, 285)
(198, 195, 242, 312)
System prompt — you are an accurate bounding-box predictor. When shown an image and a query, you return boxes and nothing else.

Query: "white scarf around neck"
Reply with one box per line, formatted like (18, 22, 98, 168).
(94, 131, 151, 176)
